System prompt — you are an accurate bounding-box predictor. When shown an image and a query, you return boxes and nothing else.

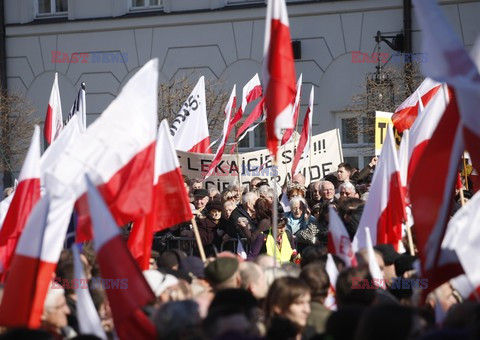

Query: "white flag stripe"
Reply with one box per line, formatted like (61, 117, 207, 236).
(18, 126, 41, 182)
(365, 227, 384, 281)
(155, 120, 180, 181)
(86, 176, 120, 251)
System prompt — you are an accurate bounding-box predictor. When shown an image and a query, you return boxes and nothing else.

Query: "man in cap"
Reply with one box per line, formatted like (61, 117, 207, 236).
(193, 189, 210, 216)
(204, 257, 241, 291)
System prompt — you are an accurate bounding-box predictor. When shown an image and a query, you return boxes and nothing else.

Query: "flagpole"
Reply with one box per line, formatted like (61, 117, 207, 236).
(272, 157, 278, 268)
(406, 225, 415, 256)
(190, 218, 207, 262)
(462, 154, 469, 191)
(235, 143, 243, 189)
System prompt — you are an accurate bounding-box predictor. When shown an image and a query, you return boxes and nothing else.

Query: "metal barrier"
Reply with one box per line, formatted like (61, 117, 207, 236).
(153, 236, 250, 256)
(156, 236, 196, 256)
(220, 238, 249, 253)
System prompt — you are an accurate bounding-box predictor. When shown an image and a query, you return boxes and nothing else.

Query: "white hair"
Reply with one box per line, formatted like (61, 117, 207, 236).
(339, 182, 356, 192)
(242, 191, 258, 205)
(289, 196, 308, 210)
(44, 283, 65, 309)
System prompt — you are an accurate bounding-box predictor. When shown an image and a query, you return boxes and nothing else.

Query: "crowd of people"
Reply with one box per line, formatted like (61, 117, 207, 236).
(0, 157, 478, 340)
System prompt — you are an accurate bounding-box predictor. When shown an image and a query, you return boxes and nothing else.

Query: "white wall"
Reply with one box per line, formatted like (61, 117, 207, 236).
(3, 0, 480, 161)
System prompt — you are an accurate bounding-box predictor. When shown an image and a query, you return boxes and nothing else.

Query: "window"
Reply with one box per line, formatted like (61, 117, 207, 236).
(335, 112, 374, 169)
(36, 0, 68, 16)
(238, 122, 266, 150)
(131, 0, 163, 9)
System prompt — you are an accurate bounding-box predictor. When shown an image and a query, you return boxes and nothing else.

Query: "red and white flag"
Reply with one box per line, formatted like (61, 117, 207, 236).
(328, 206, 357, 268)
(407, 84, 451, 185)
(44, 73, 63, 144)
(281, 74, 303, 145)
(43, 59, 159, 243)
(0, 126, 41, 282)
(392, 77, 442, 133)
(203, 86, 236, 179)
(0, 195, 56, 328)
(229, 74, 263, 153)
(86, 176, 156, 339)
(263, 0, 296, 159)
(170, 76, 211, 153)
(291, 86, 313, 175)
(231, 74, 262, 127)
(354, 125, 406, 251)
(324, 254, 338, 310)
(409, 0, 476, 294)
(128, 120, 193, 269)
(235, 97, 265, 144)
(441, 190, 480, 298)
(72, 246, 106, 339)
(413, 0, 480, 175)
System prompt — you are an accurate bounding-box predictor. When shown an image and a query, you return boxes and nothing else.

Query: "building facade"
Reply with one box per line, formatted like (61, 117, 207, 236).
(4, 0, 480, 170)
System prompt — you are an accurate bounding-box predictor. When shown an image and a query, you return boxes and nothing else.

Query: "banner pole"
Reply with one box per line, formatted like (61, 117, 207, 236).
(235, 143, 243, 189)
(406, 225, 415, 256)
(462, 154, 469, 191)
(272, 156, 278, 268)
(191, 218, 207, 262)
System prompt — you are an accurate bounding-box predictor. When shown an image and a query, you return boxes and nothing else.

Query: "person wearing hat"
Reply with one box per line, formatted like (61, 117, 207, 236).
(204, 257, 241, 291)
(197, 200, 224, 257)
(193, 188, 210, 216)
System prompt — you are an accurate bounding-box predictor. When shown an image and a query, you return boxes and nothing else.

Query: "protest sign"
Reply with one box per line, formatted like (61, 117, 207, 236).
(177, 129, 343, 190)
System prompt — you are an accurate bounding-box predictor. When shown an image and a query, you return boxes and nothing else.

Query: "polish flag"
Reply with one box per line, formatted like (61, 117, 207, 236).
(203, 86, 236, 179)
(229, 74, 263, 153)
(409, 0, 479, 294)
(0, 195, 56, 328)
(263, 0, 296, 159)
(328, 206, 357, 268)
(392, 77, 442, 133)
(43, 59, 159, 243)
(441, 190, 480, 299)
(235, 97, 265, 144)
(0, 126, 41, 282)
(44, 73, 64, 144)
(281, 74, 303, 146)
(291, 86, 313, 175)
(324, 254, 338, 310)
(231, 74, 262, 127)
(128, 120, 193, 270)
(409, 92, 464, 294)
(0, 194, 15, 231)
(86, 177, 156, 339)
(72, 246, 106, 339)
(354, 125, 406, 251)
(170, 76, 211, 153)
(407, 84, 451, 185)
(413, 0, 480, 177)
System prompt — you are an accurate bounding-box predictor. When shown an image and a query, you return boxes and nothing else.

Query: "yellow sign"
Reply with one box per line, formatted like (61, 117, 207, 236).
(375, 111, 402, 155)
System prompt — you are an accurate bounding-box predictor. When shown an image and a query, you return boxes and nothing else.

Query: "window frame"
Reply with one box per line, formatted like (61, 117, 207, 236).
(130, 0, 163, 11)
(335, 111, 374, 169)
(35, 0, 68, 18)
